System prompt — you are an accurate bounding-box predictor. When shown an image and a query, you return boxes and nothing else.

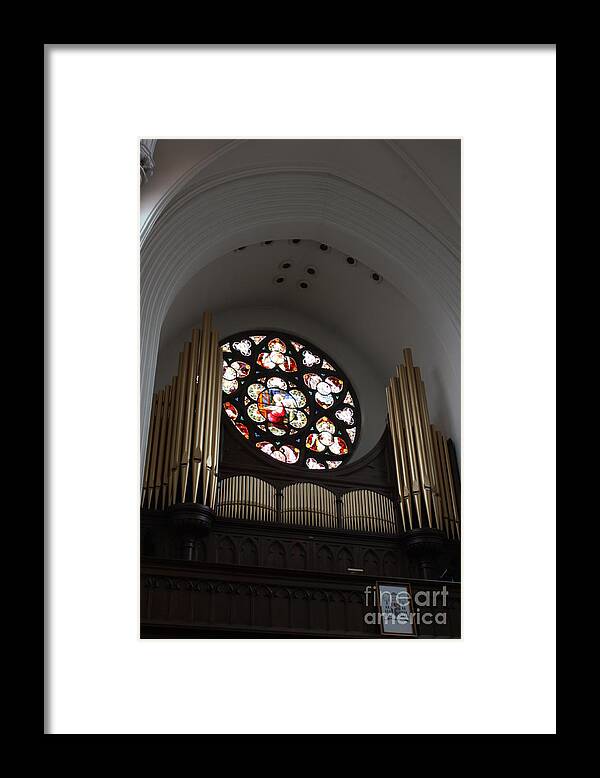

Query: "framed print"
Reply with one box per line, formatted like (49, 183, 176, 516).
(377, 583, 417, 637)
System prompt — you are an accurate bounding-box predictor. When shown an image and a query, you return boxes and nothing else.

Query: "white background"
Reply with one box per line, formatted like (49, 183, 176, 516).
(46, 44, 556, 734)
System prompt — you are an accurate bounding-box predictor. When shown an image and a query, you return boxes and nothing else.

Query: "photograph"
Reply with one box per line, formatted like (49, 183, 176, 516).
(140, 138, 461, 638)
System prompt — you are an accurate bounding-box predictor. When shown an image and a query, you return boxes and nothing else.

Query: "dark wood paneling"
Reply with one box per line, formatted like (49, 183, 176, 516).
(140, 561, 461, 638)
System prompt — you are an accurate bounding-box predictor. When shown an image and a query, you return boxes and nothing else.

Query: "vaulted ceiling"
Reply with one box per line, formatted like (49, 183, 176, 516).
(140, 139, 460, 465)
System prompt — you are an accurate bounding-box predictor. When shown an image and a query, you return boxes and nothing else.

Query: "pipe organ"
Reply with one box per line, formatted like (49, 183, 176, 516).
(341, 490, 396, 534)
(215, 476, 399, 535)
(386, 348, 460, 540)
(281, 483, 338, 529)
(141, 312, 222, 511)
(216, 476, 278, 522)
(141, 342, 461, 637)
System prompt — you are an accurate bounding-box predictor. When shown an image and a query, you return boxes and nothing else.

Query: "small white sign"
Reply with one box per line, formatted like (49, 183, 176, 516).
(377, 583, 416, 636)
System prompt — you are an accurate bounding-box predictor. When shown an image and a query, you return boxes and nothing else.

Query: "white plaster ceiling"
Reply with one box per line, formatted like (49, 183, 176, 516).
(141, 139, 461, 468)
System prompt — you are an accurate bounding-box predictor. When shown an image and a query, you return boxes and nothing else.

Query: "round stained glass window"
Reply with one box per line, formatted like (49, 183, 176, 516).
(221, 332, 361, 469)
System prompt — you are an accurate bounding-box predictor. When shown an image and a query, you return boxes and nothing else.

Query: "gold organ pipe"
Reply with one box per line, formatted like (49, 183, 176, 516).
(175, 342, 192, 496)
(192, 313, 211, 503)
(179, 328, 200, 503)
(304, 483, 308, 526)
(386, 350, 458, 535)
(153, 384, 171, 510)
(434, 428, 451, 539)
(203, 331, 218, 505)
(387, 380, 410, 529)
(305, 483, 308, 526)
(146, 389, 164, 510)
(304, 483, 308, 525)
(167, 356, 183, 506)
(206, 338, 218, 508)
(142, 392, 159, 508)
(360, 489, 369, 532)
(209, 344, 222, 508)
(415, 368, 442, 531)
(443, 436, 460, 539)
(318, 485, 322, 526)
(141, 311, 223, 512)
(292, 484, 297, 524)
(200, 331, 213, 506)
(397, 365, 422, 528)
(296, 483, 311, 524)
(212, 332, 221, 506)
(359, 490, 364, 532)
(372, 493, 378, 532)
(161, 378, 176, 510)
(359, 491, 363, 531)
(300, 483, 316, 526)
(170, 348, 188, 505)
(403, 350, 432, 527)
(296, 482, 313, 524)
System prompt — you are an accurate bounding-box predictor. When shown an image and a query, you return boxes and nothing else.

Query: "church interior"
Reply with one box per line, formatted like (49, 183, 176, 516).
(139, 138, 461, 638)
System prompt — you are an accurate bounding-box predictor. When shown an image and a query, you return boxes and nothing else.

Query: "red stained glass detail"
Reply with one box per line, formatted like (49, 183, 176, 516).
(223, 402, 237, 420)
(235, 423, 249, 439)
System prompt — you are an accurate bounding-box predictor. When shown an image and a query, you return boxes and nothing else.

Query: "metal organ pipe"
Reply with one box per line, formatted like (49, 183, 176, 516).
(141, 312, 222, 511)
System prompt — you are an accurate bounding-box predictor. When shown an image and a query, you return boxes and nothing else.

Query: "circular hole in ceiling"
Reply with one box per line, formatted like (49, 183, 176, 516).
(298, 280, 310, 290)
(319, 243, 329, 252)
(371, 272, 382, 283)
(346, 256, 357, 266)
(305, 266, 317, 276)
(279, 260, 293, 270)
(262, 240, 273, 246)
(273, 275, 286, 285)
(290, 238, 301, 245)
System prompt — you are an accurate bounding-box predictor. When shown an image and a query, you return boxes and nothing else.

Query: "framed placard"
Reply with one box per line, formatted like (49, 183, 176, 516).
(376, 583, 417, 637)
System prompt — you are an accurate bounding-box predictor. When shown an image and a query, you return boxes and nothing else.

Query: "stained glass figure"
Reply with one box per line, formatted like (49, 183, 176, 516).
(221, 332, 360, 469)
